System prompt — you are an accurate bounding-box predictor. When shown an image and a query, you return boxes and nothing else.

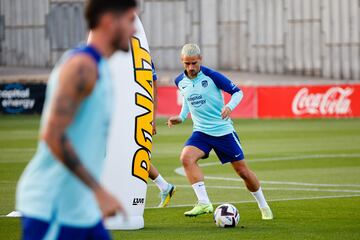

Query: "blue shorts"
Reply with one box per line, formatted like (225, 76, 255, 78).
(185, 131, 245, 164)
(21, 217, 111, 240)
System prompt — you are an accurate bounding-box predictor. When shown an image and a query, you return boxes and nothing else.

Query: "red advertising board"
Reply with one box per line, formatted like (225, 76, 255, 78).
(157, 86, 182, 116)
(223, 87, 257, 118)
(258, 85, 360, 118)
(157, 84, 360, 119)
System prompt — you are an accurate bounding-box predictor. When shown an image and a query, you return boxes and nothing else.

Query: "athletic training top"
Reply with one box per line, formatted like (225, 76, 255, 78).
(175, 66, 243, 137)
(16, 45, 113, 227)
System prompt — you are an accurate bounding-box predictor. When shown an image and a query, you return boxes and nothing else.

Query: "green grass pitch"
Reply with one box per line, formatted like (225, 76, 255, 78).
(1, 116, 360, 239)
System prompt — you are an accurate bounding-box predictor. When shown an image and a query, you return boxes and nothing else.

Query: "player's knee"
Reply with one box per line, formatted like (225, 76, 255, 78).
(234, 166, 250, 179)
(180, 154, 196, 167)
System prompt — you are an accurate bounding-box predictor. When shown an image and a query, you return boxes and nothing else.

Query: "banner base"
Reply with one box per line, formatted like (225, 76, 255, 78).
(7, 211, 21, 217)
(105, 215, 144, 230)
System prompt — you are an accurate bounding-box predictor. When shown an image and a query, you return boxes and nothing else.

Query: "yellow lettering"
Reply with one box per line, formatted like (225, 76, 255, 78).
(132, 148, 151, 182)
(131, 37, 152, 69)
(130, 36, 154, 183)
(135, 69, 153, 99)
(135, 93, 153, 152)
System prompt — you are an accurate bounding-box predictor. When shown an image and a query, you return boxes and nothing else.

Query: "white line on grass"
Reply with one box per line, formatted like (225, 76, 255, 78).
(0, 148, 36, 163)
(148, 184, 360, 193)
(2, 194, 360, 217)
(3, 194, 360, 216)
(0, 159, 32, 164)
(0, 148, 36, 152)
(191, 153, 360, 167)
(145, 194, 360, 209)
(2, 154, 360, 218)
(174, 153, 360, 187)
(204, 177, 360, 188)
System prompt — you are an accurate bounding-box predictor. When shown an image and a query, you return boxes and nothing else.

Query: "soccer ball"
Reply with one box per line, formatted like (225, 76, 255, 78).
(213, 203, 240, 228)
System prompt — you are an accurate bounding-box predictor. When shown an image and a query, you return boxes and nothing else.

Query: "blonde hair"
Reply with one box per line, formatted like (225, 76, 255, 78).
(181, 43, 201, 57)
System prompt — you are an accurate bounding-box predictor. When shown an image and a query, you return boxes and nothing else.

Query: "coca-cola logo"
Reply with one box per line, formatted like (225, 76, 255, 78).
(292, 87, 353, 115)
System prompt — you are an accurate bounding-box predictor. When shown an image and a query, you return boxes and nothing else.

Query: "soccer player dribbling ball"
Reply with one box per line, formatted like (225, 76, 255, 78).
(167, 44, 273, 220)
(16, 1, 137, 239)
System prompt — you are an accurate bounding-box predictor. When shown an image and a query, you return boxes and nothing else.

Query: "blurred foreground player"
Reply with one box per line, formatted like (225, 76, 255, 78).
(167, 44, 273, 220)
(16, 0, 137, 239)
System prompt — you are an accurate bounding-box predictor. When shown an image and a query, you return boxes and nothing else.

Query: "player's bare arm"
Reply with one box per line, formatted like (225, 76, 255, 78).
(167, 116, 182, 128)
(167, 96, 189, 128)
(41, 55, 124, 218)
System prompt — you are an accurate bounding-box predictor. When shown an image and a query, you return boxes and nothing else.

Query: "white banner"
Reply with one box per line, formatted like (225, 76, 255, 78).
(102, 16, 153, 230)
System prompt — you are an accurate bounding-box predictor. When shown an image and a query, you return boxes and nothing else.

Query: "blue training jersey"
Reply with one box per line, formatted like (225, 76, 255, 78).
(175, 66, 241, 137)
(16, 45, 113, 227)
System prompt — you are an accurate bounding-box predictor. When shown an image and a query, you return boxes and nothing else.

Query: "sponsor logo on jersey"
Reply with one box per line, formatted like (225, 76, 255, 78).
(187, 94, 206, 108)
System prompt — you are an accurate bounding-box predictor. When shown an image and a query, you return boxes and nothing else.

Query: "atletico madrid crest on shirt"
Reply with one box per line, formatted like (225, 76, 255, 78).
(202, 80, 208, 88)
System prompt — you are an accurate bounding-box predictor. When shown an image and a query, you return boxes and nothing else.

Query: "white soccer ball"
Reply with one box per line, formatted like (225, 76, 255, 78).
(213, 203, 240, 228)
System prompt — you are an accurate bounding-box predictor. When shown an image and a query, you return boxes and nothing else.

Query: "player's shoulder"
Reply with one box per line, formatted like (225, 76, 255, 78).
(65, 54, 96, 69)
(62, 54, 97, 83)
(63, 46, 101, 75)
(200, 65, 224, 80)
(200, 65, 217, 75)
(63, 46, 101, 72)
(200, 65, 232, 84)
(200, 65, 239, 93)
(59, 46, 100, 94)
(174, 72, 186, 87)
(70, 45, 102, 64)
